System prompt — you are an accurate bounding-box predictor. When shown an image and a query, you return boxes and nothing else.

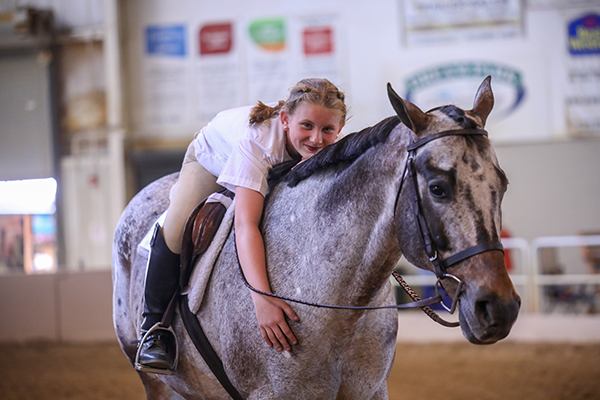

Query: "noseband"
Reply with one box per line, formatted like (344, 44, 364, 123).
(396, 128, 505, 312)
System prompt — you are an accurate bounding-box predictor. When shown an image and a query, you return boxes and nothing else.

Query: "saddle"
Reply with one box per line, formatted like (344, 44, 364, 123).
(180, 189, 235, 290)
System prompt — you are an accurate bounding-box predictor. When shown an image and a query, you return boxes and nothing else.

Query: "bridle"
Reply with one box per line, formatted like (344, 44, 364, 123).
(237, 127, 505, 325)
(395, 128, 505, 314)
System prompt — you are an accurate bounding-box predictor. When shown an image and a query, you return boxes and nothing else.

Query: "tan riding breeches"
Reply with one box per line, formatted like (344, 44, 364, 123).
(162, 141, 224, 254)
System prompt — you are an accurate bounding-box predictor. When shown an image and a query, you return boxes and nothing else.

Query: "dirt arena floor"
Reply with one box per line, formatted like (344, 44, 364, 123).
(0, 341, 599, 400)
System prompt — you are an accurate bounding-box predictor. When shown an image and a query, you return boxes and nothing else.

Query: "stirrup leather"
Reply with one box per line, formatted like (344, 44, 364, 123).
(134, 322, 179, 375)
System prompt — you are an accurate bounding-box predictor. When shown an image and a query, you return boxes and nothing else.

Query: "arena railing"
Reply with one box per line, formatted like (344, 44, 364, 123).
(393, 235, 600, 315)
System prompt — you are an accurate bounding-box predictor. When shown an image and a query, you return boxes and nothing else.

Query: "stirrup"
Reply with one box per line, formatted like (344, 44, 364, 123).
(134, 322, 179, 375)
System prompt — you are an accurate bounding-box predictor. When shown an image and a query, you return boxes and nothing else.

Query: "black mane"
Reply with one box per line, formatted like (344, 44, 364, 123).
(268, 116, 400, 190)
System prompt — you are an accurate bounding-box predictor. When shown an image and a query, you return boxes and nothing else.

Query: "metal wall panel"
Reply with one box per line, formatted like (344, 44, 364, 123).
(0, 51, 54, 180)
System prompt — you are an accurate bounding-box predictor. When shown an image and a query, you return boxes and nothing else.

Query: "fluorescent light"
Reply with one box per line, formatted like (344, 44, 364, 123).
(0, 178, 57, 214)
(33, 252, 55, 272)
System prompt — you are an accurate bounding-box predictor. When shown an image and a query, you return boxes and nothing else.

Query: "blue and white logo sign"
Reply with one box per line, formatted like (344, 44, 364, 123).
(568, 13, 600, 56)
(404, 62, 525, 120)
(146, 25, 187, 57)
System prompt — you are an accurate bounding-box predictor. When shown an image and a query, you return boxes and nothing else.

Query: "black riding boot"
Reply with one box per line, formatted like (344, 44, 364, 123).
(136, 223, 180, 374)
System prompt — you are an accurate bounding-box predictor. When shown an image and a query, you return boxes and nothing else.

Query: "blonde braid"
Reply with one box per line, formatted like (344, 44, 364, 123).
(249, 100, 286, 124)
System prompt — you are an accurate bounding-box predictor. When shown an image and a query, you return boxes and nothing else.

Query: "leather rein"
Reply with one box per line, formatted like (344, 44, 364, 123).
(237, 127, 505, 328)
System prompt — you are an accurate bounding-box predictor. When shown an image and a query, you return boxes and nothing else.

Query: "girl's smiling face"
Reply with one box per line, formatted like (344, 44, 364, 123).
(281, 102, 344, 160)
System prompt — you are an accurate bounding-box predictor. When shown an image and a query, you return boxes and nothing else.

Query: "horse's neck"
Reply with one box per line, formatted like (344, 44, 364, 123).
(263, 128, 409, 304)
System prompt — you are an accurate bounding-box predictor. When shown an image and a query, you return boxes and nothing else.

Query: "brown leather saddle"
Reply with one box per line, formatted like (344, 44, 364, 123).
(179, 189, 235, 290)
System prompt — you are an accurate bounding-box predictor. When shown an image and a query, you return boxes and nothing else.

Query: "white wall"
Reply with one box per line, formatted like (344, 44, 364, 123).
(0, 271, 116, 342)
(122, 0, 599, 142)
(121, 0, 600, 241)
(4, 1, 598, 272)
(496, 139, 600, 242)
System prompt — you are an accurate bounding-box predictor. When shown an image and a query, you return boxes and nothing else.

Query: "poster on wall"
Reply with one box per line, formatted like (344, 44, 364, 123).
(404, 62, 525, 121)
(563, 12, 600, 137)
(142, 24, 192, 127)
(389, 52, 551, 143)
(296, 14, 344, 85)
(246, 17, 294, 103)
(194, 22, 244, 125)
(402, 0, 522, 46)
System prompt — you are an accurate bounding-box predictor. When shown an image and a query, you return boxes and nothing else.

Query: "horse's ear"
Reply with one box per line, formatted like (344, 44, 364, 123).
(471, 75, 494, 127)
(387, 83, 429, 134)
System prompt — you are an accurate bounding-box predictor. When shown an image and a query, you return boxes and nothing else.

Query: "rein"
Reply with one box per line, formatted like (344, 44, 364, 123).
(237, 127, 504, 327)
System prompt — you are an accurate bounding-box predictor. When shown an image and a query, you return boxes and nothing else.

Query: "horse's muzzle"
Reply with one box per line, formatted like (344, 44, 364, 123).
(459, 286, 521, 344)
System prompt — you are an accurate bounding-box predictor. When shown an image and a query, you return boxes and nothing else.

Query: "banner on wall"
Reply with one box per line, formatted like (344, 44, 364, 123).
(297, 14, 344, 85)
(246, 17, 293, 103)
(404, 61, 525, 120)
(402, 0, 522, 45)
(136, 13, 347, 136)
(194, 22, 244, 124)
(392, 56, 547, 143)
(143, 24, 191, 127)
(563, 12, 600, 137)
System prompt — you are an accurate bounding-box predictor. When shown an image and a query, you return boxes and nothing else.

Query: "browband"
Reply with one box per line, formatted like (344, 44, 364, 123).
(407, 129, 488, 151)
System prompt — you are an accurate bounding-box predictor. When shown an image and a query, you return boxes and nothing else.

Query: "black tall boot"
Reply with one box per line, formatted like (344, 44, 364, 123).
(135, 223, 180, 374)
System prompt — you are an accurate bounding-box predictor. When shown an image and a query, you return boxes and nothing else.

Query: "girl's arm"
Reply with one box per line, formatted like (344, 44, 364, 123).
(234, 186, 299, 351)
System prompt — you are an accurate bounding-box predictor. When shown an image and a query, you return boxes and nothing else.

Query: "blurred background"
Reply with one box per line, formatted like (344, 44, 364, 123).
(0, 0, 599, 343)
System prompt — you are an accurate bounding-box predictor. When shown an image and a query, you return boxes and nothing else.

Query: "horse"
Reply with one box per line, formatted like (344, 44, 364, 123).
(112, 76, 521, 399)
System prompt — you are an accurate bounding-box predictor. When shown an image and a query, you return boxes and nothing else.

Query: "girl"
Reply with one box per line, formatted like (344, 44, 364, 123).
(137, 78, 347, 374)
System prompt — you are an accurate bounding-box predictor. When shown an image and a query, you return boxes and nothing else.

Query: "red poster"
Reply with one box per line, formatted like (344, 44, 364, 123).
(303, 27, 333, 55)
(199, 23, 233, 55)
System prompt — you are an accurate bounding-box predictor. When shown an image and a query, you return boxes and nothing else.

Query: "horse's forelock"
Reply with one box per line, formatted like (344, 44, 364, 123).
(437, 105, 479, 130)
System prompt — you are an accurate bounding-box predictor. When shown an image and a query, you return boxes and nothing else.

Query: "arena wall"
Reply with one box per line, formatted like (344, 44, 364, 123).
(1, 270, 599, 343)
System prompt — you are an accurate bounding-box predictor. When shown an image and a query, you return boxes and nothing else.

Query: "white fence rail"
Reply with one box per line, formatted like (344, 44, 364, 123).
(529, 235, 600, 313)
(394, 235, 600, 314)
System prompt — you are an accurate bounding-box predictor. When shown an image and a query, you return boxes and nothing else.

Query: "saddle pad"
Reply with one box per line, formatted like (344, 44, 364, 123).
(186, 199, 235, 314)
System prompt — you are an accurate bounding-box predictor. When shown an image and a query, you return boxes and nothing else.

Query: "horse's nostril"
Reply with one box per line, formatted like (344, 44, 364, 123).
(474, 291, 520, 331)
(475, 299, 495, 327)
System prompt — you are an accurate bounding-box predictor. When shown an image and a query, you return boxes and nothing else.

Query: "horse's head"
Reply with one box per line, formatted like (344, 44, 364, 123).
(389, 76, 520, 344)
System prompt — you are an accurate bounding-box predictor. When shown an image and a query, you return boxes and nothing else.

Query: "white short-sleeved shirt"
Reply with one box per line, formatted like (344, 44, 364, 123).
(193, 104, 295, 197)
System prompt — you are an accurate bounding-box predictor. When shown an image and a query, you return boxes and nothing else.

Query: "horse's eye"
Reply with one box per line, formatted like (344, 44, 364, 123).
(429, 185, 446, 198)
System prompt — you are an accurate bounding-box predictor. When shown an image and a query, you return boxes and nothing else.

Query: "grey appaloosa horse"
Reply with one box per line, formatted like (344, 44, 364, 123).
(113, 76, 520, 399)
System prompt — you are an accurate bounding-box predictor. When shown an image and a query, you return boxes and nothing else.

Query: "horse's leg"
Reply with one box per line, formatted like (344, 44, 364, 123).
(138, 372, 184, 400)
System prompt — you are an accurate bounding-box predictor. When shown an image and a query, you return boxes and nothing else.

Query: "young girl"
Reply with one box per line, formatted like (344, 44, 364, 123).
(138, 78, 347, 374)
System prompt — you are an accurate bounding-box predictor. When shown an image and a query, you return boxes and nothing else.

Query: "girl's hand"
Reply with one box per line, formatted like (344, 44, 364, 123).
(235, 187, 299, 350)
(252, 293, 299, 351)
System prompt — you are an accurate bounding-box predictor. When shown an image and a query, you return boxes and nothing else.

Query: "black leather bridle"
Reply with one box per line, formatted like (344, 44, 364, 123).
(396, 128, 505, 313)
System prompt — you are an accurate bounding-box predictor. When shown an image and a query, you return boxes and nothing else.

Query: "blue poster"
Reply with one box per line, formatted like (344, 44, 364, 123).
(146, 25, 187, 57)
(568, 13, 600, 56)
